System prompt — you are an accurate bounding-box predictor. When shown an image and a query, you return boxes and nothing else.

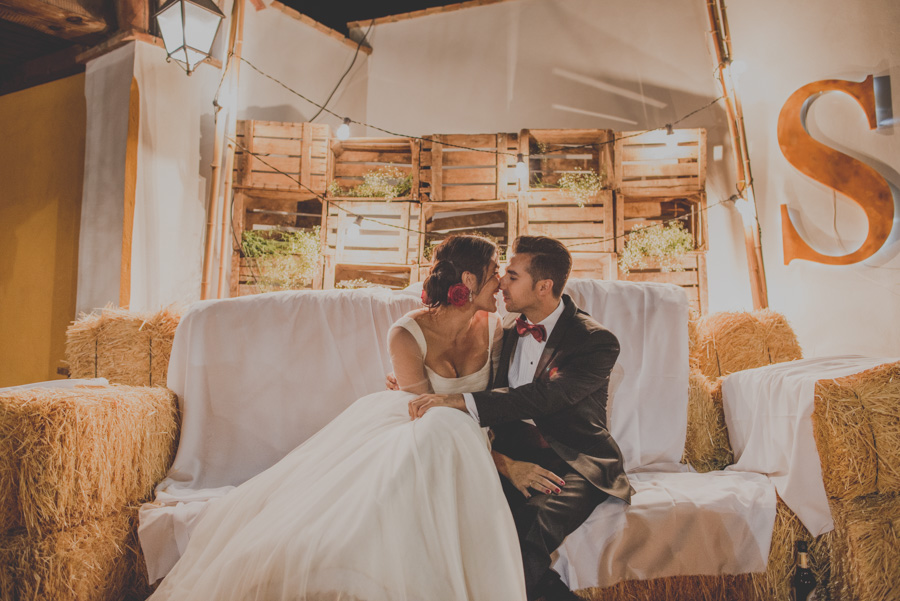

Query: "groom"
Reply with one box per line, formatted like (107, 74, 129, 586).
(409, 235, 632, 601)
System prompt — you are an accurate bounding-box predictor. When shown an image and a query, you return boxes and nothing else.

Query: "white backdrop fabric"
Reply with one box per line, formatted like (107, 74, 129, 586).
(723, 355, 898, 536)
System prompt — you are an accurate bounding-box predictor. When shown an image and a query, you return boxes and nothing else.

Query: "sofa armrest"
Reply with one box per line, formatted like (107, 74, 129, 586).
(0, 384, 178, 536)
(812, 360, 900, 500)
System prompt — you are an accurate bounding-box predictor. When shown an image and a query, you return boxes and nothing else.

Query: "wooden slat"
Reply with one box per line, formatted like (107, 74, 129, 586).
(619, 183, 702, 197)
(431, 135, 443, 201)
(251, 122, 304, 138)
(496, 132, 508, 199)
(561, 239, 609, 252)
(528, 222, 604, 239)
(622, 145, 699, 162)
(622, 199, 684, 219)
(622, 163, 699, 178)
(338, 150, 412, 164)
(245, 172, 302, 188)
(523, 189, 612, 207)
(528, 206, 606, 222)
(335, 266, 411, 287)
(624, 270, 699, 286)
(333, 163, 414, 177)
(249, 155, 300, 174)
(441, 150, 498, 167)
(439, 167, 498, 184)
(439, 133, 498, 147)
(441, 185, 497, 201)
(250, 137, 302, 156)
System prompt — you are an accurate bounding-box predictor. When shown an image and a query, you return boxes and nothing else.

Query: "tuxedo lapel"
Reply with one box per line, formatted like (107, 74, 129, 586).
(533, 296, 577, 381)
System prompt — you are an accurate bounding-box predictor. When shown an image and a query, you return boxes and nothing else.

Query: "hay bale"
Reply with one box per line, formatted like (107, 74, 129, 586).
(0, 385, 178, 536)
(66, 306, 184, 387)
(755, 309, 803, 365)
(751, 497, 834, 601)
(578, 573, 754, 600)
(812, 361, 900, 500)
(683, 370, 733, 472)
(830, 492, 900, 601)
(694, 311, 769, 378)
(0, 510, 138, 601)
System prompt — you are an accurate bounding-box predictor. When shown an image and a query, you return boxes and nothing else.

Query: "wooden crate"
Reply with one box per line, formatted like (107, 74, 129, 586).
(519, 129, 615, 189)
(322, 258, 416, 290)
(234, 120, 331, 193)
(419, 133, 518, 201)
(614, 128, 707, 197)
(618, 192, 707, 252)
(619, 250, 709, 314)
(418, 200, 517, 263)
(322, 200, 421, 266)
(329, 137, 419, 200)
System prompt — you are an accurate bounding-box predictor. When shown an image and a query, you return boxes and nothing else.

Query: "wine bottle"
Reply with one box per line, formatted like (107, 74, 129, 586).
(792, 540, 817, 601)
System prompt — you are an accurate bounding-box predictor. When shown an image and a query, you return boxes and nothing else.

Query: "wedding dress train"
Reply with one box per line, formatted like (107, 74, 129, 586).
(148, 313, 526, 601)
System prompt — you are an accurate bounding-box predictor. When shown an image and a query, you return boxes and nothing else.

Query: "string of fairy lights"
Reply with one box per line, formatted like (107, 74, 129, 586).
(221, 52, 743, 282)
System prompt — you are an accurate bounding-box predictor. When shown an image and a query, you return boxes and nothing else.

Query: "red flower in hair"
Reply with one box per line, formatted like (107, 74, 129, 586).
(421, 289, 430, 305)
(447, 283, 470, 307)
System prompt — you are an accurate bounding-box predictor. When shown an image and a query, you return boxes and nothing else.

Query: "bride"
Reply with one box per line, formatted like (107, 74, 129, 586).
(148, 235, 527, 601)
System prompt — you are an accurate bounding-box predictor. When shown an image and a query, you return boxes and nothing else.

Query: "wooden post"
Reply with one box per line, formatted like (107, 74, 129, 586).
(707, 0, 768, 309)
(215, 0, 247, 299)
(116, 0, 149, 33)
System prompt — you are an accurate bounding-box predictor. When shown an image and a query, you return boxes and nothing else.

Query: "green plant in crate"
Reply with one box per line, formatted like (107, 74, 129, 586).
(327, 165, 412, 201)
(241, 227, 321, 292)
(558, 168, 606, 207)
(619, 221, 694, 275)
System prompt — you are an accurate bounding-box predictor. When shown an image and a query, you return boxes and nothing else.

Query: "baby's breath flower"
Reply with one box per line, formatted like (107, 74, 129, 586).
(558, 168, 605, 207)
(619, 222, 694, 275)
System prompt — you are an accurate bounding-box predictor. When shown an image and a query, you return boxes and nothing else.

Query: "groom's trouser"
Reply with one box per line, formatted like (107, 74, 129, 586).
(494, 432, 609, 601)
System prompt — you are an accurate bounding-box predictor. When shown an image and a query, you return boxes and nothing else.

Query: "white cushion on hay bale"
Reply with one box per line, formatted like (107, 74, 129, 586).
(723, 355, 900, 536)
(139, 280, 777, 588)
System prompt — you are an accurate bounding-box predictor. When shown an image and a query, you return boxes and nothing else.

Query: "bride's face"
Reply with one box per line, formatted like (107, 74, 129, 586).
(472, 255, 501, 312)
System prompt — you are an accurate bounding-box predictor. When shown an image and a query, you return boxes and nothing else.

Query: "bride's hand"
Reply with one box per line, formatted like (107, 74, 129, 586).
(505, 460, 565, 499)
(408, 393, 466, 419)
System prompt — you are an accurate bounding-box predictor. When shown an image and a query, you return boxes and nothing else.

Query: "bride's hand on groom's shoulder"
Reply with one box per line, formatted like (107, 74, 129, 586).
(385, 373, 399, 390)
(408, 393, 466, 419)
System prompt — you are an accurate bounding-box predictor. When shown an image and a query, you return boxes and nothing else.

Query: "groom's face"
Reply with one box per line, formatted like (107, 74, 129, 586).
(500, 253, 540, 314)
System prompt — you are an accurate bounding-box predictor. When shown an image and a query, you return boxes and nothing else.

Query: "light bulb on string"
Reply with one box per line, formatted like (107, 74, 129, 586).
(665, 124, 678, 150)
(515, 153, 528, 182)
(337, 118, 351, 141)
(347, 215, 363, 237)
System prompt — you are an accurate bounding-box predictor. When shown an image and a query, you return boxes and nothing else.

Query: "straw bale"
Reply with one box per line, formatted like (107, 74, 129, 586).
(683, 370, 733, 472)
(578, 573, 754, 600)
(66, 305, 184, 387)
(755, 309, 803, 364)
(688, 310, 701, 370)
(830, 492, 900, 601)
(0, 510, 138, 601)
(694, 311, 769, 378)
(752, 497, 834, 601)
(0, 384, 178, 536)
(812, 360, 900, 500)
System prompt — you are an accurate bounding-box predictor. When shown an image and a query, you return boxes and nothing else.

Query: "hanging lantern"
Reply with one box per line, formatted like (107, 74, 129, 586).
(154, 0, 225, 75)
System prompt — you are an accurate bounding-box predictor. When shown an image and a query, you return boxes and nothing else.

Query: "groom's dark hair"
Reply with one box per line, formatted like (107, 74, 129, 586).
(512, 236, 572, 298)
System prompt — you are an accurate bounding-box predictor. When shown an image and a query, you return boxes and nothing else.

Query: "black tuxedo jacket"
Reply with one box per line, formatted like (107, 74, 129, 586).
(472, 294, 633, 502)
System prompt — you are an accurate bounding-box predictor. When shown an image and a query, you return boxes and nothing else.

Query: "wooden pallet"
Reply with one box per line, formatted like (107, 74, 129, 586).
(418, 200, 517, 263)
(614, 128, 707, 197)
(322, 200, 421, 266)
(329, 137, 419, 200)
(234, 120, 331, 193)
(619, 250, 709, 313)
(519, 129, 615, 189)
(618, 192, 707, 252)
(419, 133, 518, 202)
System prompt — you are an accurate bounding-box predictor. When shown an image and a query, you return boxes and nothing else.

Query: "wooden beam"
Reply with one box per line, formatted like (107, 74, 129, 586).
(0, 0, 109, 39)
(269, 0, 372, 55)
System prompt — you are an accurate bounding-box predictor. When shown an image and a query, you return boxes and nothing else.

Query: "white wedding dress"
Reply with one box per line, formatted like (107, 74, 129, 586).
(148, 313, 526, 601)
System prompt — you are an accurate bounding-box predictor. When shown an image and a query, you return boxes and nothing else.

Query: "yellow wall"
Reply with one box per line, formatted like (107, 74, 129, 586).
(0, 74, 86, 387)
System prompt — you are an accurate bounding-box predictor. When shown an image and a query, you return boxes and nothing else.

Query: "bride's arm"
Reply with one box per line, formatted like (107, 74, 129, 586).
(388, 327, 432, 394)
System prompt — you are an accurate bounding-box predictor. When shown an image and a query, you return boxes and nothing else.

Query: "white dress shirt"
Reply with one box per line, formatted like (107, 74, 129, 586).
(463, 300, 564, 424)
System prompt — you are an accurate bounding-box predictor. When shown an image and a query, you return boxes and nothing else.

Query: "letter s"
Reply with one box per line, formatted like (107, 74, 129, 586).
(777, 75, 893, 265)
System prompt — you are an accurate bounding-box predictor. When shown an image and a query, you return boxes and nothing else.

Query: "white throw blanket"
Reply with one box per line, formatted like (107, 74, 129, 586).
(723, 355, 899, 536)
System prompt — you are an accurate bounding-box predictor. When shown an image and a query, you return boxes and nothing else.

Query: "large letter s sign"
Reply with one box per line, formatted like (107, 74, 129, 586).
(777, 75, 893, 265)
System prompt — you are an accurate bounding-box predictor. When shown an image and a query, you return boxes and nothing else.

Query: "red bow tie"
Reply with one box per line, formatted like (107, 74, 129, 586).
(515, 317, 547, 343)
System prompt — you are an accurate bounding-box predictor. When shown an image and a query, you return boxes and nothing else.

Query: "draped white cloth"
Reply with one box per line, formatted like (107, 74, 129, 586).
(552, 280, 776, 588)
(723, 355, 899, 536)
(139, 289, 421, 583)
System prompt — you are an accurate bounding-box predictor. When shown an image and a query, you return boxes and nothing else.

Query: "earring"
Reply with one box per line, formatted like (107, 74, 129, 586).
(468, 290, 474, 302)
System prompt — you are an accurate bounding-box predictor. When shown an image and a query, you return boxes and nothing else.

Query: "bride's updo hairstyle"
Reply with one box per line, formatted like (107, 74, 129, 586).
(422, 235, 497, 308)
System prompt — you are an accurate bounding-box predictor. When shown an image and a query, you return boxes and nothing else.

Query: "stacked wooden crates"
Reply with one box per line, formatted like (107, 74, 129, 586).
(614, 128, 709, 313)
(415, 133, 519, 278)
(518, 129, 618, 279)
(321, 137, 421, 289)
(230, 120, 331, 296)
